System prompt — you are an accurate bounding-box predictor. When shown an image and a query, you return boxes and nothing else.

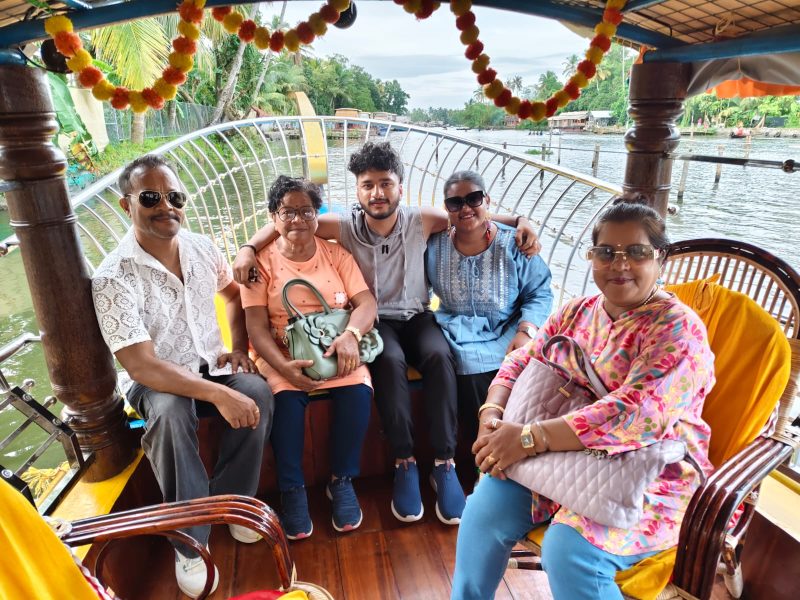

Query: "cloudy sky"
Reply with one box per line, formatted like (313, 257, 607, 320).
(265, 2, 588, 109)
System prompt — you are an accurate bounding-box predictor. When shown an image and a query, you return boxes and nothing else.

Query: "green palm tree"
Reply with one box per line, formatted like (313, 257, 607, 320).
(562, 54, 579, 79)
(508, 75, 524, 95)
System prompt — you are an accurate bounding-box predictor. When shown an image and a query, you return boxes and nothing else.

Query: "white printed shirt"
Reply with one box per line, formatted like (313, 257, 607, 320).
(91, 229, 233, 378)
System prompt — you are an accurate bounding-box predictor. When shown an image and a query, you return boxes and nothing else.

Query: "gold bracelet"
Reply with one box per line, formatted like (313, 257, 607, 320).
(535, 421, 550, 452)
(478, 402, 505, 417)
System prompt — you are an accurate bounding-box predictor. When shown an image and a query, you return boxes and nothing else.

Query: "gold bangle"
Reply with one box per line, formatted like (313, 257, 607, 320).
(535, 422, 550, 452)
(478, 402, 505, 417)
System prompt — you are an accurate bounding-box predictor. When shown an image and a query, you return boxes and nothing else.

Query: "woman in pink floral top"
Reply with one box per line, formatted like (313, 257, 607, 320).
(451, 201, 715, 600)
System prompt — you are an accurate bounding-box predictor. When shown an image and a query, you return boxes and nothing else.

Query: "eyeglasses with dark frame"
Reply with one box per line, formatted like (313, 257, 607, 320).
(125, 190, 188, 209)
(444, 190, 486, 213)
(586, 244, 663, 265)
(275, 206, 317, 222)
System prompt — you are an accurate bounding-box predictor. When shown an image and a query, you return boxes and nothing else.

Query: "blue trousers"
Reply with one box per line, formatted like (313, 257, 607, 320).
(452, 476, 658, 600)
(271, 384, 372, 491)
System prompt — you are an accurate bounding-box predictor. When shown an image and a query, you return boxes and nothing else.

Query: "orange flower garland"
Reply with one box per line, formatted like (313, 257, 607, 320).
(212, 0, 351, 54)
(447, 0, 627, 121)
(45, 0, 351, 113)
(45, 0, 206, 113)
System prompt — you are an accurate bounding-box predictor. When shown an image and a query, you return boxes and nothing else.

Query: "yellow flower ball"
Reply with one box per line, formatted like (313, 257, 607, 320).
(531, 102, 546, 121)
(505, 96, 521, 115)
(44, 15, 73, 36)
(586, 46, 605, 65)
(254, 26, 271, 50)
(571, 72, 589, 89)
(329, 0, 351, 11)
(178, 20, 201, 41)
(223, 12, 244, 34)
(129, 91, 149, 114)
(92, 79, 116, 101)
(484, 79, 504, 99)
(153, 79, 178, 101)
(471, 54, 490, 74)
(284, 30, 301, 52)
(595, 22, 616, 38)
(66, 49, 93, 72)
(459, 25, 479, 45)
(554, 90, 571, 108)
(450, 0, 472, 17)
(607, 0, 627, 9)
(404, 0, 422, 14)
(169, 52, 194, 73)
(309, 14, 328, 36)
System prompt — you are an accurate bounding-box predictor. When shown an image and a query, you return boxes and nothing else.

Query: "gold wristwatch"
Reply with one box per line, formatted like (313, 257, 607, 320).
(520, 423, 536, 456)
(345, 326, 363, 343)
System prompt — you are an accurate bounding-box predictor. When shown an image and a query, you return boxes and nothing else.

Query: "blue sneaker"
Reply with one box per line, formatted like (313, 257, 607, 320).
(280, 486, 313, 540)
(391, 460, 424, 522)
(325, 477, 363, 532)
(430, 462, 466, 525)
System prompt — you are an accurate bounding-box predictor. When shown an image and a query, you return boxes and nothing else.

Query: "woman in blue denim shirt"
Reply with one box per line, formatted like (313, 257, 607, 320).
(426, 171, 553, 448)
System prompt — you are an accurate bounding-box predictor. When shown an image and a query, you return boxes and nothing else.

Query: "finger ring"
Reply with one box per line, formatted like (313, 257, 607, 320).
(490, 417, 500, 429)
(488, 454, 497, 464)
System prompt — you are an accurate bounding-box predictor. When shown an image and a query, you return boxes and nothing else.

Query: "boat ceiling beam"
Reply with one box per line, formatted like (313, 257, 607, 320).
(622, 0, 670, 12)
(644, 25, 800, 62)
(473, 0, 683, 49)
(0, 0, 685, 49)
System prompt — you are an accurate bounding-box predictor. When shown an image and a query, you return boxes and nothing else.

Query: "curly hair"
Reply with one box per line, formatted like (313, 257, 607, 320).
(347, 141, 405, 183)
(118, 154, 179, 196)
(592, 197, 670, 259)
(267, 175, 323, 213)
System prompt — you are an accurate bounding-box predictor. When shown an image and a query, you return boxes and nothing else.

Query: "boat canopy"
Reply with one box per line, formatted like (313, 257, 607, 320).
(0, 1, 799, 98)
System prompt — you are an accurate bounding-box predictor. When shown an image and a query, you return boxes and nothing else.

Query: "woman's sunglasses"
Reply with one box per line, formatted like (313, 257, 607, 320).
(126, 190, 188, 209)
(586, 244, 662, 264)
(444, 190, 485, 213)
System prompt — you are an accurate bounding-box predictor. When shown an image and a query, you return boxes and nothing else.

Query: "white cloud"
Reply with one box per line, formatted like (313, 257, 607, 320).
(263, 1, 587, 109)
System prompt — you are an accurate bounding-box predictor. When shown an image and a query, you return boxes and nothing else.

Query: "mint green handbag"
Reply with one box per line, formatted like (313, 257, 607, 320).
(281, 278, 383, 381)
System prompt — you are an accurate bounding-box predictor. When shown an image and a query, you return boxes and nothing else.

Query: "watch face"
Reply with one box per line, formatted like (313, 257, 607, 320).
(525, 326, 537, 339)
(521, 432, 534, 448)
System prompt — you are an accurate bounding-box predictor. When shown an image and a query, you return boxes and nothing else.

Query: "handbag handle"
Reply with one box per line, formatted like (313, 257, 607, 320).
(541, 334, 609, 398)
(281, 278, 333, 322)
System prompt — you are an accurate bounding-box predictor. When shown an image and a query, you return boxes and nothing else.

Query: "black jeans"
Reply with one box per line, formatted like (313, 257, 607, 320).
(370, 311, 458, 460)
(456, 370, 499, 449)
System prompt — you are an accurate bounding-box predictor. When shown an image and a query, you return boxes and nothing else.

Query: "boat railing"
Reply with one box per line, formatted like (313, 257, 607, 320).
(3, 116, 621, 308)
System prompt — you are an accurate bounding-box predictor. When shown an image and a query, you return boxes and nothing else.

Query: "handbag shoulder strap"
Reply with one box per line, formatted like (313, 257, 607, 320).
(281, 278, 333, 321)
(542, 334, 609, 398)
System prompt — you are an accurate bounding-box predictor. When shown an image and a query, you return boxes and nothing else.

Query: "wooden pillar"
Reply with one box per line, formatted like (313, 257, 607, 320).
(0, 65, 134, 480)
(623, 62, 691, 217)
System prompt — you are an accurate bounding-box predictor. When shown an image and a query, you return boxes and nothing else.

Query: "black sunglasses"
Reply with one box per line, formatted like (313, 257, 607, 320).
(444, 190, 485, 212)
(126, 190, 188, 209)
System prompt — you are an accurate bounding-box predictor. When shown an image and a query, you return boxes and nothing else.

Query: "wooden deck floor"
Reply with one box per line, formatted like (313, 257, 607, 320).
(124, 475, 732, 600)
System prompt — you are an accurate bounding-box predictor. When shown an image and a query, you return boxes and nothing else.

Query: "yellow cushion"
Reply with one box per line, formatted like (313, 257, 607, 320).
(215, 293, 232, 351)
(0, 478, 102, 599)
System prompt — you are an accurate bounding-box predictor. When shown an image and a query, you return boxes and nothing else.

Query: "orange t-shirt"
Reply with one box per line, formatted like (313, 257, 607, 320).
(240, 238, 373, 394)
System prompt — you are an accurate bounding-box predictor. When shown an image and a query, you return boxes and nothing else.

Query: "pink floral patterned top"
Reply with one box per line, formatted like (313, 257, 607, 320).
(492, 294, 716, 555)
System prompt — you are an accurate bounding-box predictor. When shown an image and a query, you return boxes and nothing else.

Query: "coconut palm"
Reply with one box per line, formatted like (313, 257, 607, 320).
(508, 75, 524, 95)
(562, 54, 579, 79)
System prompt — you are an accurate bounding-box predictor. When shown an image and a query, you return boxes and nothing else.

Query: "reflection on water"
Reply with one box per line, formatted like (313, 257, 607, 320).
(1, 128, 798, 470)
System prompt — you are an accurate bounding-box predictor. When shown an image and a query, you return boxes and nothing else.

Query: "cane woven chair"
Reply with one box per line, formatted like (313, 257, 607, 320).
(509, 238, 800, 600)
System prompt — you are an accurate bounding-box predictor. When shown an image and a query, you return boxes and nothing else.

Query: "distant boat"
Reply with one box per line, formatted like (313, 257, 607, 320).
(550, 128, 562, 135)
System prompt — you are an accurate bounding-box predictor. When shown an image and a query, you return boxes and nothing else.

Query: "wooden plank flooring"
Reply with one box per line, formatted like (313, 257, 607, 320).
(123, 475, 732, 600)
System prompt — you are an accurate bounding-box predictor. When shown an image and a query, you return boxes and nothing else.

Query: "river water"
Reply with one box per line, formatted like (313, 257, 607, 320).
(1, 129, 798, 471)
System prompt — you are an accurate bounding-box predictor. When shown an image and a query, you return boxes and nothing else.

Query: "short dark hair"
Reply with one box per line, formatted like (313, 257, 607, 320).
(118, 154, 178, 196)
(443, 170, 486, 196)
(592, 197, 670, 260)
(267, 175, 323, 213)
(348, 142, 404, 182)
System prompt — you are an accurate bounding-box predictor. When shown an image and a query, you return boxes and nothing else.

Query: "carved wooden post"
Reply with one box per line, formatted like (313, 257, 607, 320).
(623, 62, 691, 217)
(0, 64, 134, 480)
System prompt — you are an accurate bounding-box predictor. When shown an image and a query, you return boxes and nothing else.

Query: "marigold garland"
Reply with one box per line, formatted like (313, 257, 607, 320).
(442, 0, 628, 121)
(45, 0, 351, 113)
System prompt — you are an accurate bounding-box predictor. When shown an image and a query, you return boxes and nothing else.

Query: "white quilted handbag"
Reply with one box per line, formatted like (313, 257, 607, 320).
(502, 335, 689, 529)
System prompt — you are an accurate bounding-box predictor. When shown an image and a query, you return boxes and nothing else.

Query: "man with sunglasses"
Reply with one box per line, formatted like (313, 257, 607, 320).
(233, 142, 541, 527)
(91, 155, 274, 599)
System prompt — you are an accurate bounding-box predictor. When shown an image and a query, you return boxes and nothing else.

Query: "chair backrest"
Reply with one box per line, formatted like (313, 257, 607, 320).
(663, 238, 800, 339)
(664, 238, 800, 466)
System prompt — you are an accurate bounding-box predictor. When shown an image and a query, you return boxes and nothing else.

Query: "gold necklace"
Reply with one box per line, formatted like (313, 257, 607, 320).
(635, 285, 660, 309)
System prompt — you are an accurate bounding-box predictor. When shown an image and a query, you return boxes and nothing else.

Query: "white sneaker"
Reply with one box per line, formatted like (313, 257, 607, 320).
(175, 547, 219, 599)
(228, 523, 261, 544)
